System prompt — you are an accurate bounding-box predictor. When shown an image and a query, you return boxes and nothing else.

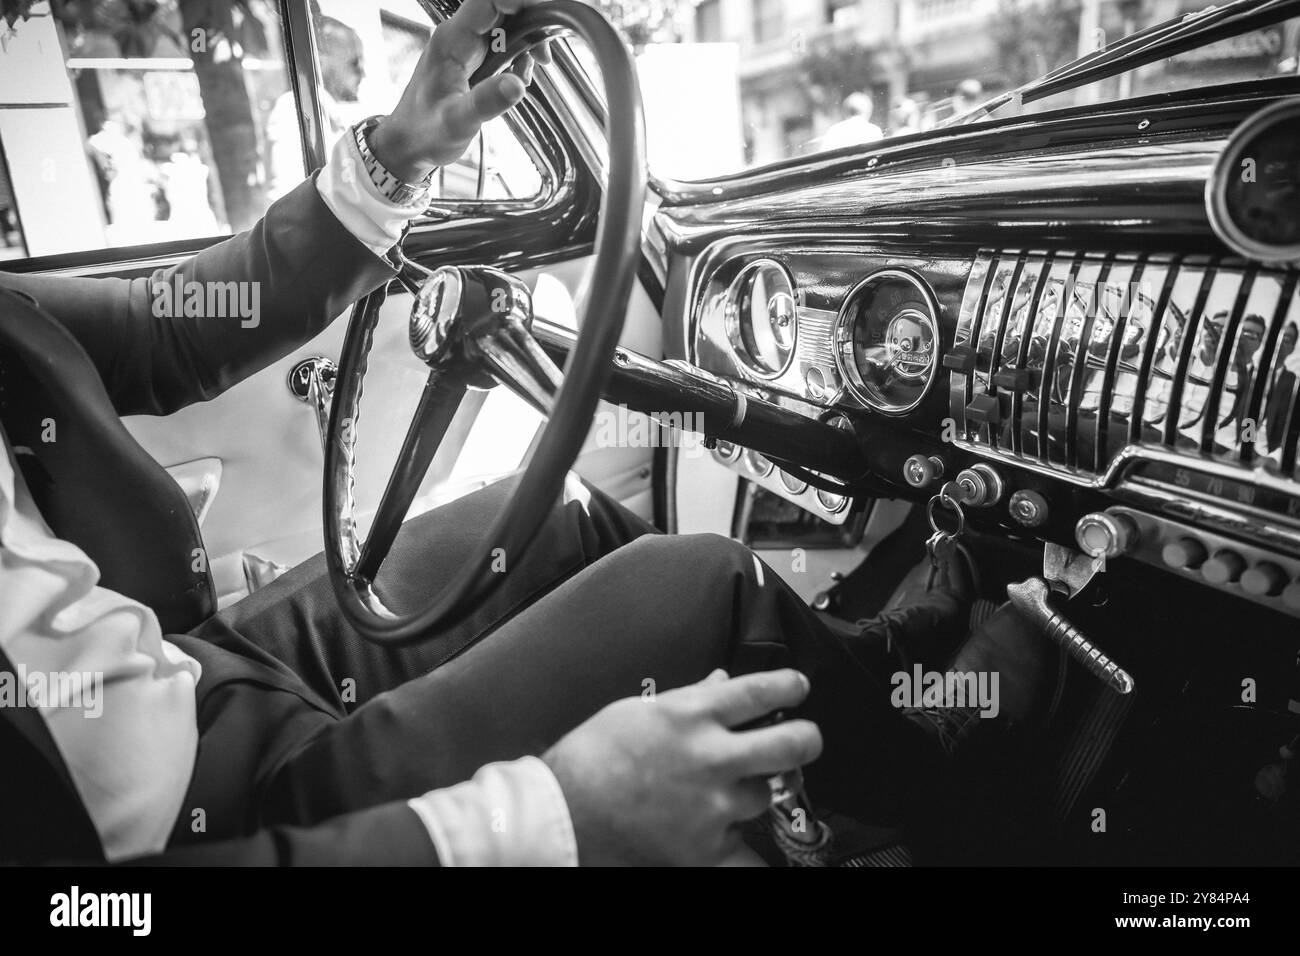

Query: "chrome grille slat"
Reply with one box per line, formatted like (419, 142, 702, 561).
(1128, 259, 1184, 446)
(1039, 255, 1084, 466)
(1011, 255, 1053, 458)
(987, 254, 1027, 453)
(1200, 269, 1256, 454)
(1161, 266, 1218, 447)
(1244, 273, 1300, 467)
(1094, 256, 1148, 473)
(1064, 257, 1115, 470)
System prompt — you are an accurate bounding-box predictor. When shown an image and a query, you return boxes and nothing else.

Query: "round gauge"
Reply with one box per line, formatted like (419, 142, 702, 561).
(834, 270, 940, 415)
(742, 449, 774, 478)
(1207, 98, 1300, 264)
(725, 259, 798, 378)
(779, 470, 809, 495)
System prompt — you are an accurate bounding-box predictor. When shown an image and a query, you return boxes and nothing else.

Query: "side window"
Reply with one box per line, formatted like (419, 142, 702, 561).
(0, 0, 299, 260)
(305, 2, 543, 203)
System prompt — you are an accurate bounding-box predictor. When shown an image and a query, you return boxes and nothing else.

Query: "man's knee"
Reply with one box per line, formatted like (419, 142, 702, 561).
(614, 532, 759, 584)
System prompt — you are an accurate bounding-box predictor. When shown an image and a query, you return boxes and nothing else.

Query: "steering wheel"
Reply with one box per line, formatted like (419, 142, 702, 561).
(323, 1, 646, 645)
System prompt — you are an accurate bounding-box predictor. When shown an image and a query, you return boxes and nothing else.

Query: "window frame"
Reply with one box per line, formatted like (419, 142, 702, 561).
(2, 0, 569, 275)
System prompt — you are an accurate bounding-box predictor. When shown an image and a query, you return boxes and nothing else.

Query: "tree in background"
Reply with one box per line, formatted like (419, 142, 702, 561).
(989, 0, 1082, 89)
(174, 0, 271, 232)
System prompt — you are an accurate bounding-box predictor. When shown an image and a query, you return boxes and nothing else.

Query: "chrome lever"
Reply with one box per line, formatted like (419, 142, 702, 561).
(1007, 576, 1135, 696)
(288, 356, 337, 449)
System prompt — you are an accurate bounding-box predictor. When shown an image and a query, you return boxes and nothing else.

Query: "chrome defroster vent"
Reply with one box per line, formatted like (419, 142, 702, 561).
(947, 251, 1300, 484)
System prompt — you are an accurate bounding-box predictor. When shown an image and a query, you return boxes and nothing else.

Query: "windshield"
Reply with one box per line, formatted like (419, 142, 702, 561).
(577, 0, 1300, 181)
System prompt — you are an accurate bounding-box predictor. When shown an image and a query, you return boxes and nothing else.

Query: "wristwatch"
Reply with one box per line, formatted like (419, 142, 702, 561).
(352, 116, 435, 208)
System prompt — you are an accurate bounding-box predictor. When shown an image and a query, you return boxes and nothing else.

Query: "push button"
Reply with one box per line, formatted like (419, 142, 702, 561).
(1241, 562, 1287, 597)
(1161, 536, 1207, 570)
(1202, 550, 1246, 586)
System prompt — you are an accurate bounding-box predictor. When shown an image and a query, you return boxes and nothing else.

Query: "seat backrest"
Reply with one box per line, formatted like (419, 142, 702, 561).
(0, 288, 215, 633)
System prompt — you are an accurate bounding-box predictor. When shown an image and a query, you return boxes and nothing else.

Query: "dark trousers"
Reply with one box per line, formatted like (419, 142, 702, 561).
(167, 478, 941, 849)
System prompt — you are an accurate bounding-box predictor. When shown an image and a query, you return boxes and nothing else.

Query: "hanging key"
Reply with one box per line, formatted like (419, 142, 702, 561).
(924, 487, 967, 591)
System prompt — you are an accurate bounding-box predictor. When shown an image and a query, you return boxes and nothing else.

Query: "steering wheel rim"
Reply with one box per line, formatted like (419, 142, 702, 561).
(323, 0, 646, 645)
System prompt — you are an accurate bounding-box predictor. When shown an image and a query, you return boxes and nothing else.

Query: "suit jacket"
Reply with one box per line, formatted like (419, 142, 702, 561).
(0, 177, 439, 866)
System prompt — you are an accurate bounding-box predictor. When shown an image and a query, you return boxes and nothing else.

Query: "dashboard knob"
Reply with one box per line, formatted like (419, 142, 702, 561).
(1242, 561, 1287, 597)
(1009, 490, 1049, 528)
(1202, 549, 1246, 585)
(953, 464, 1004, 508)
(1161, 536, 1208, 570)
(903, 454, 945, 489)
(1075, 512, 1137, 560)
(805, 366, 831, 401)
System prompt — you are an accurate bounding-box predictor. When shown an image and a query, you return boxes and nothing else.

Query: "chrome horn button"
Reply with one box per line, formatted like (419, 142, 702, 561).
(409, 265, 465, 367)
(406, 264, 562, 415)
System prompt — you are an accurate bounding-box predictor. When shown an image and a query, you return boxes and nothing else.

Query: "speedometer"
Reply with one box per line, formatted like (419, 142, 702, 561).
(834, 269, 940, 415)
(1207, 97, 1300, 265)
(724, 259, 798, 378)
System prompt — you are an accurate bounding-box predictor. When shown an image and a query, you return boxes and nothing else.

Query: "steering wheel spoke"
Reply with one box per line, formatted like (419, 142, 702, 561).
(355, 372, 468, 581)
(472, 318, 564, 416)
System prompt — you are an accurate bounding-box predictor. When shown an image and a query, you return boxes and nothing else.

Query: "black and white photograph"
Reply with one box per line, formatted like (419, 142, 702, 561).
(0, 0, 1296, 927)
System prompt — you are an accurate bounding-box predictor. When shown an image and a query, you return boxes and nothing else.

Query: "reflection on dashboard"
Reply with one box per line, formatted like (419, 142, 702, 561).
(954, 250, 1300, 481)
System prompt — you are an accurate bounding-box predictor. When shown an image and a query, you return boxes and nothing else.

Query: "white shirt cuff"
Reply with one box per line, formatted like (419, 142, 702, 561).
(407, 756, 579, 867)
(314, 122, 427, 258)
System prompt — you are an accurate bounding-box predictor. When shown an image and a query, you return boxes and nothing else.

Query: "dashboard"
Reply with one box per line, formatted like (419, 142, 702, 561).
(666, 95, 1300, 619)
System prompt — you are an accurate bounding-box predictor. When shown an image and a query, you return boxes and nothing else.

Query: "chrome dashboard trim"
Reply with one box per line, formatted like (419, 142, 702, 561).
(1109, 483, 1300, 558)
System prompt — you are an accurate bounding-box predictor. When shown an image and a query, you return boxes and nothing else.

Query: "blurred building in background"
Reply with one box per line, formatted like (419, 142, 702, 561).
(663, 0, 1300, 170)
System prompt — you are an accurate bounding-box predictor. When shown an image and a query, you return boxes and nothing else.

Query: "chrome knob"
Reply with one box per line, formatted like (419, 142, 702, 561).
(903, 454, 945, 489)
(1075, 511, 1138, 560)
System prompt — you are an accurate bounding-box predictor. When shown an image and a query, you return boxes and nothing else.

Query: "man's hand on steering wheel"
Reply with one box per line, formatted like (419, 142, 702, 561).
(368, 0, 553, 183)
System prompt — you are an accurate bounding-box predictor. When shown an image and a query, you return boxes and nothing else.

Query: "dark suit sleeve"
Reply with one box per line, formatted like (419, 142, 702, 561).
(124, 802, 443, 867)
(0, 176, 396, 417)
